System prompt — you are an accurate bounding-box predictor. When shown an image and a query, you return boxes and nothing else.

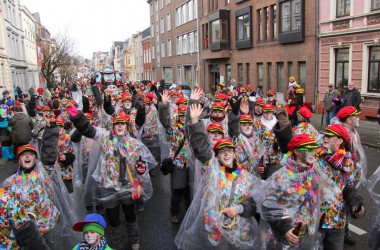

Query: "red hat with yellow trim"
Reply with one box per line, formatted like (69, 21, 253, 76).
(215, 93, 229, 102)
(226, 90, 234, 97)
(177, 106, 187, 116)
(207, 123, 224, 134)
(41, 106, 51, 111)
(175, 97, 188, 106)
(256, 98, 265, 106)
(240, 114, 254, 124)
(298, 106, 313, 119)
(211, 102, 225, 111)
(287, 134, 320, 151)
(336, 106, 361, 120)
(16, 144, 38, 159)
(262, 103, 275, 112)
(113, 114, 129, 125)
(143, 97, 152, 105)
(168, 90, 178, 96)
(121, 92, 132, 102)
(245, 84, 253, 90)
(321, 124, 349, 142)
(84, 113, 93, 120)
(213, 138, 235, 153)
(267, 89, 276, 96)
(146, 92, 155, 101)
(56, 118, 64, 127)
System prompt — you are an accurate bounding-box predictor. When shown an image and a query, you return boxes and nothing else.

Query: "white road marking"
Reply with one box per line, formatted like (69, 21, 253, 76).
(348, 223, 367, 235)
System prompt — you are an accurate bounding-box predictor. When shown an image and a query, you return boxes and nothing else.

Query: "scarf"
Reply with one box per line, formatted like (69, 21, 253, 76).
(77, 237, 108, 250)
(261, 116, 277, 130)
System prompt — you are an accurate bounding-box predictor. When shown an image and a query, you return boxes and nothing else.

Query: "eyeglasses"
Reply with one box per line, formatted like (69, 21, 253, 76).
(268, 95, 273, 97)
(218, 148, 234, 155)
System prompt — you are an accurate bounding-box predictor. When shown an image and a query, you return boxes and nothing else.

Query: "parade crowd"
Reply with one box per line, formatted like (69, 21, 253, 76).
(0, 76, 378, 250)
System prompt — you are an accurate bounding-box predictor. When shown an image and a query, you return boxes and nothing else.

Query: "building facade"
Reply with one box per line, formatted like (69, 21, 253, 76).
(0, 1, 12, 95)
(148, 0, 200, 88)
(142, 27, 152, 80)
(199, 0, 316, 104)
(2, 0, 28, 93)
(92, 51, 109, 71)
(21, 6, 38, 89)
(134, 32, 144, 81)
(318, 0, 380, 119)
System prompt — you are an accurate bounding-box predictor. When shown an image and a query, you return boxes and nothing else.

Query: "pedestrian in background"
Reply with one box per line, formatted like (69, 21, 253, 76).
(342, 81, 362, 111)
(323, 83, 337, 126)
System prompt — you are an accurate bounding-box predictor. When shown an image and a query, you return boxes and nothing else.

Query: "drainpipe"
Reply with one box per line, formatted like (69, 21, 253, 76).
(196, 0, 200, 87)
(315, 0, 320, 113)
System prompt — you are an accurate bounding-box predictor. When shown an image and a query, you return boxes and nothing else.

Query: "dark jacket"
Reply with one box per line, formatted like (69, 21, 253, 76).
(342, 88, 361, 111)
(9, 112, 33, 144)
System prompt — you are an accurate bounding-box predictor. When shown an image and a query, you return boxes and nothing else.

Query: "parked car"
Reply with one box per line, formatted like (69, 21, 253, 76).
(169, 83, 191, 97)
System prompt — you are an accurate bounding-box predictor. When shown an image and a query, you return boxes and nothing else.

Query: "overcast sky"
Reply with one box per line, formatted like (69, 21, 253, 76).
(20, 0, 150, 59)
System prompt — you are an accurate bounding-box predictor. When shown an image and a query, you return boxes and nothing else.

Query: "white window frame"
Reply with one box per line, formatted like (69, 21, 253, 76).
(161, 41, 165, 57)
(167, 13, 171, 31)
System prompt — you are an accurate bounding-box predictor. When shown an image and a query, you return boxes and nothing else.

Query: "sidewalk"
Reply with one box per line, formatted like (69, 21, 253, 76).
(310, 113, 380, 149)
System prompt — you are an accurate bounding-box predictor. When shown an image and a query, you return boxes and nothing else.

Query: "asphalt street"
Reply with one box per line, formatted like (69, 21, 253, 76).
(0, 146, 379, 250)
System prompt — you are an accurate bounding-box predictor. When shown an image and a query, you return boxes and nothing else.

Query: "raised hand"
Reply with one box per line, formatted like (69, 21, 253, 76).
(189, 103, 203, 124)
(160, 90, 170, 105)
(190, 88, 204, 101)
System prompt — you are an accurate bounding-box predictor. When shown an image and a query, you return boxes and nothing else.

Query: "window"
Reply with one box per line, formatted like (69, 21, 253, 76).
(150, 3, 153, 16)
(226, 64, 231, 84)
(189, 32, 194, 52)
(237, 14, 250, 41)
(194, 0, 198, 18)
(238, 63, 243, 83)
(337, 0, 351, 17)
(373, 0, 380, 10)
(166, 0, 171, 5)
(155, 0, 158, 11)
(167, 13, 171, 31)
(264, 7, 269, 41)
(195, 31, 198, 51)
(258, 9, 262, 41)
(246, 63, 250, 84)
(257, 63, 263, 86)
(160, 17, 164, 34)
(160, 0, 163, 9)
(152, 45, 155, 59)
(177, 66, 182, 82)
(272, 5, 277, 39)
(163, 67, 173, 83)
(368, 46, 380, 92)
(299, 62, 306, 89)
(176, 8, 181, 26)
(288, 62, 293, 78)
(211, 19, 228, 43)
(168, 39, 172, 56)
(277, 62, 285, 92)
(280, 0, 301, 32)
(182, 5, 187, 24)
(335, 48, 349, 89)
(268, 63, 272, 89)
(189, 1, 193, 21)
(177, 36, 182, 55)
(183, 34, 188, 54)
(156, 21, 159, 36)
(161, 41, 165, 57)
(157, 42, 160, 59)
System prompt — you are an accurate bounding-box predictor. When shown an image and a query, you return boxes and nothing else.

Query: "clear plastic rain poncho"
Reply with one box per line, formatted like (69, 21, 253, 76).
(233, 133, 265, 178)
(367, 166, 380, 250)
(1, 163, 82, 249)
(330, 117, 367, 187)
(175, 157, 261, 250)
(255, 156, 339, 249)
(87, 127, 156, 205)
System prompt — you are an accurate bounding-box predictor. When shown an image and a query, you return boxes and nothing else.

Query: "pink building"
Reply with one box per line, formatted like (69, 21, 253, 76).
(318, 0, 380, 119)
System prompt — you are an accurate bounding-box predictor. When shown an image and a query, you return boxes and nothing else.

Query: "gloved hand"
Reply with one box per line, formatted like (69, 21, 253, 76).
(351, 204, 365, 219)
(276, 108, 289, 129)
(66, 105, 78, 117)
(135, 156, 146, 175)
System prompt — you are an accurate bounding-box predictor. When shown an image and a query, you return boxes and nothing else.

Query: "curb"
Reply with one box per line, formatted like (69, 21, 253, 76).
(362, 142, 380, 149)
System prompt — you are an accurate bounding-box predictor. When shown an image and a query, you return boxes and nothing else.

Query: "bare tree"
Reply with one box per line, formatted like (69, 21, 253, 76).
(58, 56, 80, 85)
(40, 32, 76, 89)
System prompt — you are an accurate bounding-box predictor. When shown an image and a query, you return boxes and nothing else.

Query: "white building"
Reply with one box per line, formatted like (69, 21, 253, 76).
(133, 32, 143, 81)
(1, 0, 28, 93)
(21, 5, 38, 89)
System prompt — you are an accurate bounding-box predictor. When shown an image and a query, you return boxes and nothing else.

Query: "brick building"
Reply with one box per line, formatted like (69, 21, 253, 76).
(148, 0, 199, 88)
(142, 27, 152, 80)
(318, 0, 380, 119)
(148, 0, 317, 105)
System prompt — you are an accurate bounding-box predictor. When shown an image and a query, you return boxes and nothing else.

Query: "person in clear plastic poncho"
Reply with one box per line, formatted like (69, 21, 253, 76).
(256, 134, 337, 249)
(175, 104, 261, 250)
(367, 166, 380, 250)
(67, 105, 156, 250)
